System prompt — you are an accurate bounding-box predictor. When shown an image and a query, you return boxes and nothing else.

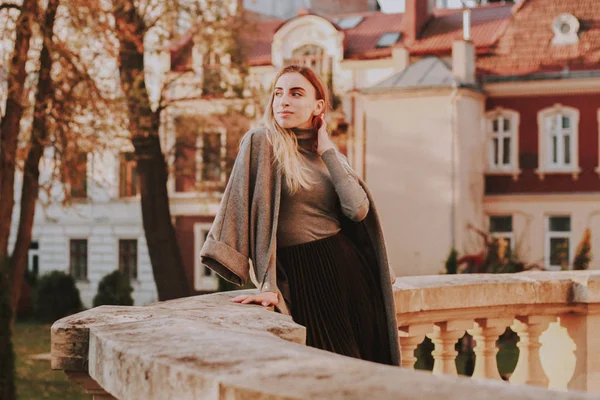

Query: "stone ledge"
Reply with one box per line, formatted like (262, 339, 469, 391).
(51, 290, 303, 372)
(393, 271, 600, 315)
(51, 288, 597, 400)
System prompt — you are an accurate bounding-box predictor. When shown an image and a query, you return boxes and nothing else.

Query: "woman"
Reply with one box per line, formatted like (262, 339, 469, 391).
(200, 65, 399, 366)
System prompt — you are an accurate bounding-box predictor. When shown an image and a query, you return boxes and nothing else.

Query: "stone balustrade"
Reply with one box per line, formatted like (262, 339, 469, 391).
(51, 271, 599, 400)
(394, 271, 600, 393)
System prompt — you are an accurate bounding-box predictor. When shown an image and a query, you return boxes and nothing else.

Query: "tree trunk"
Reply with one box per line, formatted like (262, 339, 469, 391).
(114, 3, 190, 300)
(10, 0, 60, 321)
(0, 0, 37, 261)
(0, 260, 15, 400)
(133, 135, 190, 300)
(0, 3, 37, 399)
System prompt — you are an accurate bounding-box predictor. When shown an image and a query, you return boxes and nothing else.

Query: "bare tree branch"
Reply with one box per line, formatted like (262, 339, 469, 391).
(0, 3, 21, 12)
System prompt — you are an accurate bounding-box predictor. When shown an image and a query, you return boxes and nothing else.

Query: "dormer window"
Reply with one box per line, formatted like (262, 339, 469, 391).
(286, 44, 330, 78)
(334, 16, 364, 30)
(551, 14, 580, 45)
(376, 32, 401, 48)
(202, 51, 226, 95)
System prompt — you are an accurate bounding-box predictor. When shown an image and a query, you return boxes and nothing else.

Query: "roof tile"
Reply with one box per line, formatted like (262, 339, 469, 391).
(476, 0, 600, 76)
(408, 4, 513, 54)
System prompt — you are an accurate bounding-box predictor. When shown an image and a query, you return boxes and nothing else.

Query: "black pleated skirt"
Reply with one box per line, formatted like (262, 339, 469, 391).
(277, 231, 392, 365)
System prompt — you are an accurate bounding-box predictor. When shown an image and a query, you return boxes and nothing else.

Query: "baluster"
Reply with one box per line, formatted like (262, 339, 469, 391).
(426, 320, 473, 376)
(468, 317, 512, 380)
(398, 324, 433, 369)
(556, 312, 599, 392)
(510, 315, 556, 387)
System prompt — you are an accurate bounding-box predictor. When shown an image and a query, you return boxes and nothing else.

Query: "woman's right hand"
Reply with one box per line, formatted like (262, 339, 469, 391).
(231, 291, 279, 307)
(316, 114, 336, 156)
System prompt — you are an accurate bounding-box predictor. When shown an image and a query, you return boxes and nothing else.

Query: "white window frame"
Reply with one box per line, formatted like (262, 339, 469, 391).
(196, 127, 227, 186)
(69, 152, 90, 200)
(486, 108, 520, 178)
(117, 151, 139, 199)
(27, 240, 40, 275)
(117, 238, 139, 282)
(536, 104, 580, 179)
(194, 223, 218, 291)
(287, 44, 331, 78)
(68, 238, 89, 282)
(169, 111, 227, 197)
(199, 48, 231, 95)
(545, 215, 572, 271)
(488, 215, 515, 252)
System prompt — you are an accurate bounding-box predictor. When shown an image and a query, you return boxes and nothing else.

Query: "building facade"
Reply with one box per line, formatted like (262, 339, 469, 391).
(171, 0, 600, 279)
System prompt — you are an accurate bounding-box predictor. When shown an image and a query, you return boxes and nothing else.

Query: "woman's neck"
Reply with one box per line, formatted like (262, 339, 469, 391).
(291, 127, 317, 153)
(291, 126, 315, 138)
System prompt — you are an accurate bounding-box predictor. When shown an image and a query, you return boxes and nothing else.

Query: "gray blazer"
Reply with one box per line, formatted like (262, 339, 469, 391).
(200, 127, 400, 366)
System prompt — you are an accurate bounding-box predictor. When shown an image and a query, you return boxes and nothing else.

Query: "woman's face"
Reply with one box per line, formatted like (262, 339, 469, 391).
(272, 72, 324, 129)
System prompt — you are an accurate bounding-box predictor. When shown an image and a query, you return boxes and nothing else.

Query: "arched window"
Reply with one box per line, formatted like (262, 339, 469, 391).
(286, 44, 331, 78)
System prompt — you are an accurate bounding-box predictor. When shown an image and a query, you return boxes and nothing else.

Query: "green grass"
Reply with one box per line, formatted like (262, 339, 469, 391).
(14, 321, 90, 400)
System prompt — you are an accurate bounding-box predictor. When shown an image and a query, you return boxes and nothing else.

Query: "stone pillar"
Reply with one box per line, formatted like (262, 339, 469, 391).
(510, 315, 556, 387)
(426, 320, 473, 376)
(468, 318, 512, 380)
(560, 307, 600, 393)
(398, 323, 433, 369)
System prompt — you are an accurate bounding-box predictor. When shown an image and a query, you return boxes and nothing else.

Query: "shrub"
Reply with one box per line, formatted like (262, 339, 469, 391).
(573, 228, 592, 270)
(34, 271, 83, 322)
(93, 270, 133, 307)
(445, 248, 458, 274)
(456, 224, 542, 274)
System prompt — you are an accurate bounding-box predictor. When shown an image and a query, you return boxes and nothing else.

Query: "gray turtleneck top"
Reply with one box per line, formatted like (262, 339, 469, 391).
(276, 128, 370, 248)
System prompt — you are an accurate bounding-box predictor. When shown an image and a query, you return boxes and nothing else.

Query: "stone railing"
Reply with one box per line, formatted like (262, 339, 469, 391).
(51, 272, 599, 400)
(394, 271, 600, 392)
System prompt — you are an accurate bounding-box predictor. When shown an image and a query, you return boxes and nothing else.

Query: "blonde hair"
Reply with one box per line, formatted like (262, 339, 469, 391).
(262, 65, 331, 194)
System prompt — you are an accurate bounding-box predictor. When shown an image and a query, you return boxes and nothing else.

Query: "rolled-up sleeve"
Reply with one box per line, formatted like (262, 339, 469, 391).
(200, 132, 254, 286)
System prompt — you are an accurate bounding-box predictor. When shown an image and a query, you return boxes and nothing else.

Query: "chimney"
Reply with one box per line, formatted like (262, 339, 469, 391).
(392, 46, 410, 72)
(404, 0, 435, 43)
(452, 9, 475, 84)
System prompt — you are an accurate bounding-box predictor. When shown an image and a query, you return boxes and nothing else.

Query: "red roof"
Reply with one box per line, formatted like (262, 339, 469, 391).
(169, 5, 508, 69)
(408, 4, 513, 55)
(169, 0, 600, 77)
(243, 18, 283, 66)
(476, 0, 600, 76)
(240, 4, 512, 64)
(169, 30, 195, 72)
(338, 11, 405, 60)
(242, 10, 407, 64)
(238, 5, 512, 64)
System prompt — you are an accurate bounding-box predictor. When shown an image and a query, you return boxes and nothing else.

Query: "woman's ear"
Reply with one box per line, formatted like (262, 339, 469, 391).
(313, 99, 325, 116)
